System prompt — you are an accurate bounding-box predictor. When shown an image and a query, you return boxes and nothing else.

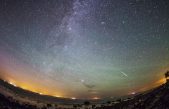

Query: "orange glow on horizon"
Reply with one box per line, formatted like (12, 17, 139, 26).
(139, 77, 166, 93)
(4, 78, 64, 99)
(1, 68, 167, 100)
(5, 77, 167, 99)
(155, 78, 166, 85)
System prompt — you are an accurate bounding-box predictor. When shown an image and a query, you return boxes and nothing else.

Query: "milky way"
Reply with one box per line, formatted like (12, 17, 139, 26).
(0, 0, 169, 99)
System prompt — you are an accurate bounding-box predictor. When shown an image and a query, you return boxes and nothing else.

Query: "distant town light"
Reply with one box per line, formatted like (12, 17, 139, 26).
(93, 97, 100, 100)
(13, 84, 17, 87)
(71, 97, 76, 100)
(131, 92, 136, 95)
(39, 92, 43, 95)
(9, 82, 13, 85)
(55, 95, 61, 98)
(3, 80, 6, 82)
(9, 82, 17, 87)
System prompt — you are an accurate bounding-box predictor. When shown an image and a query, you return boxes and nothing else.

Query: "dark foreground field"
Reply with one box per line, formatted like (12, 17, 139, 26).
(0, 79, 169, 109)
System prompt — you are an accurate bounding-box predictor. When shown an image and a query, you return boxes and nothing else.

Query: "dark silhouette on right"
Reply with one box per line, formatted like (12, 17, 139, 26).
(165, 71, 169, 83)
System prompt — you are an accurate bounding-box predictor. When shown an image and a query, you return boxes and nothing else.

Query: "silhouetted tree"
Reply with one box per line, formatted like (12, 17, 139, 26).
(83, 101, 90, 109)
(165, 71, 169, 84)
(84, 100, 90, 106)
(92, 104, 96, 108)
(55, 104, 58, 107)
(165, 71, 169, 78)
(107, 101, 111, 104)
(47, 103, 52, 107)
(73, 104, 77, 109)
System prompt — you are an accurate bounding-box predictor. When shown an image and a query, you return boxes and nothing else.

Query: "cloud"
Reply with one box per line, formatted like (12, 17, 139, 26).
(80, 79, 95, 89)
(83, 83, 95, 89)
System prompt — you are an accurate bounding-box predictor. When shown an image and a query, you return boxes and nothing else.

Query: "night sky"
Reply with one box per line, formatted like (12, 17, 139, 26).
(0, 0, 169, 99)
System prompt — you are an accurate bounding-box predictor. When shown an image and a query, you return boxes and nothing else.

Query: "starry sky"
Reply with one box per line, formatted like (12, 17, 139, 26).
(0, 0, 169, 99)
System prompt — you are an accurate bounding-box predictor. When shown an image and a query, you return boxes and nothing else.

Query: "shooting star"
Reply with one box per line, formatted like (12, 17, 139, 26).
(120, 71, 128, 77)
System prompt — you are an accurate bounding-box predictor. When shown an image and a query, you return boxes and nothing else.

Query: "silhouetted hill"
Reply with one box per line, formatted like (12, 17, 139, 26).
(96, 83, 169, 109)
